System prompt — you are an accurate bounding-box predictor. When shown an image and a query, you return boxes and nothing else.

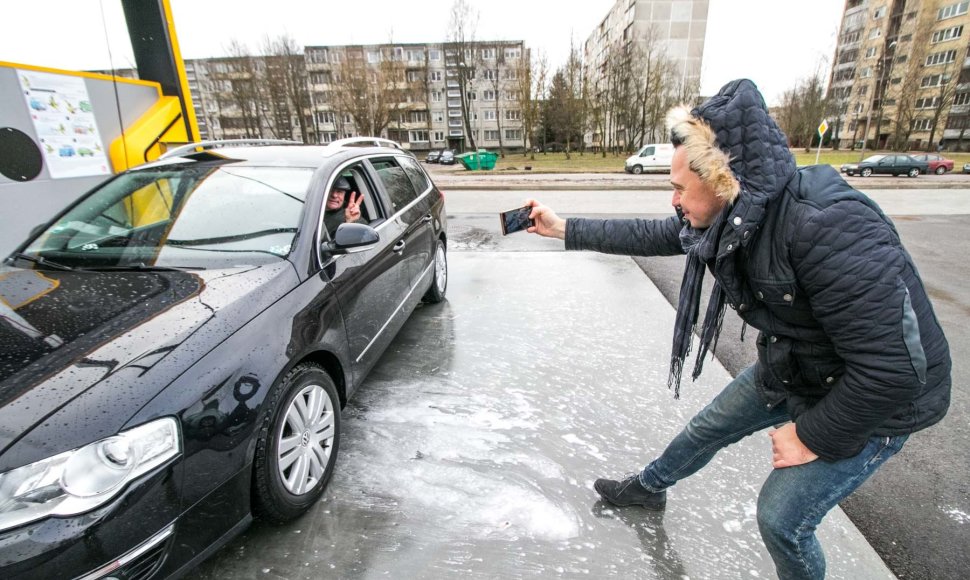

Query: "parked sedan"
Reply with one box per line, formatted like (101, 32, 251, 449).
(439, 149, 456, 165)
(0, 140, 448, 578)
(840, 154, 928, 177)
(910, 153, 954, 174)
(425, 149, 442, 163)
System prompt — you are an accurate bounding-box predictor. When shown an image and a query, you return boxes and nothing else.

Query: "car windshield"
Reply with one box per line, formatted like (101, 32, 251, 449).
(863, 155, 885, 163)
(23, 163, 313, 269)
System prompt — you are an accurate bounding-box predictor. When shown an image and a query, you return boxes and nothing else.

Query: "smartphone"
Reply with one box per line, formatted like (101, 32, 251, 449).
(499, 205, 535, 235)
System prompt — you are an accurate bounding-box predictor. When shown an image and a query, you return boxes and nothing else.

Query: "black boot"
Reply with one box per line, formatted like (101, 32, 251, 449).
(594, 475, 666, 510)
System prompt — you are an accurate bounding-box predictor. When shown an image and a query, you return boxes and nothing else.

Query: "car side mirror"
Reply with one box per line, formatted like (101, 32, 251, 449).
(321, 222, 380, 255)
(28, 223, 46, 240)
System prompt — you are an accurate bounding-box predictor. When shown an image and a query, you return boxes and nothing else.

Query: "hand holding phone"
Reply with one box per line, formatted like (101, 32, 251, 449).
(499, 205, 535, 235)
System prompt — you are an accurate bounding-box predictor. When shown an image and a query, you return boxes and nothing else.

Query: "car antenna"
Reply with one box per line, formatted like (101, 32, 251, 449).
(99, 0, 130, 170)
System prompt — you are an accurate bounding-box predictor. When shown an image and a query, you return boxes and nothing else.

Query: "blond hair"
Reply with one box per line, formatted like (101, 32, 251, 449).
(666, 105, 740, 203)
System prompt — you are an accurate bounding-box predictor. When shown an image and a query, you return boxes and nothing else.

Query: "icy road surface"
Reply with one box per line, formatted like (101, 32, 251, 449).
(198, 252, 895, 579)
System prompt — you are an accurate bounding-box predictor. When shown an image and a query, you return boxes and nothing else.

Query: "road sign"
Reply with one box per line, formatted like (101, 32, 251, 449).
(818, 120, 829, 138)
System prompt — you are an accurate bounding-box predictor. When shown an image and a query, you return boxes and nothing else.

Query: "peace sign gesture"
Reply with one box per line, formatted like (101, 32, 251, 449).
(344, 192, 363, 223)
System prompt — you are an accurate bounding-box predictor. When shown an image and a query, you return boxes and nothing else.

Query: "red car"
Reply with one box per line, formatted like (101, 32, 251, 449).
(910, 153, 954, 174)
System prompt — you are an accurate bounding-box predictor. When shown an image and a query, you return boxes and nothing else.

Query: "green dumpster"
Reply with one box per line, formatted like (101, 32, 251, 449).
(478, 150, 498, 170)
(456, 151, 480, 170)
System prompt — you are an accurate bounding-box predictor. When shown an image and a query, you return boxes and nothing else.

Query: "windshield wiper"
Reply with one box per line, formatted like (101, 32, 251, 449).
(78, 263, 206, 272)
(7, 252, 75, 271)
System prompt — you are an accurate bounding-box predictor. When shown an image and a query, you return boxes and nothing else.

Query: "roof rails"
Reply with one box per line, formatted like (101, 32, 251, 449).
(159, 139, 303, 159)
(326, 137, 403, 150)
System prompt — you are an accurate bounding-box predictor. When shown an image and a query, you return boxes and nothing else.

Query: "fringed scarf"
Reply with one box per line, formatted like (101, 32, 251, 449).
(668, 206, 731, 398)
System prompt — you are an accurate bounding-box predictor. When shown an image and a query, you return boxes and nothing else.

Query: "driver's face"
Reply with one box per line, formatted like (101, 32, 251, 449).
(326, 189, 347, 210)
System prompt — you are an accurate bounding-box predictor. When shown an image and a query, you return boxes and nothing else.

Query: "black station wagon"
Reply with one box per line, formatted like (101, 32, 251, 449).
(0, 139, 448, 578)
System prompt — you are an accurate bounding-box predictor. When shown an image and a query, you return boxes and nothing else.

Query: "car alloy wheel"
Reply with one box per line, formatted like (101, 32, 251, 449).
(935, 166, 946, 175)
(908, 167, 920, 177)
(861, 168, 873, 177)
(253, 363, 340, 523)
(632, 165, 643, 174)
(423, 239, 448, 303)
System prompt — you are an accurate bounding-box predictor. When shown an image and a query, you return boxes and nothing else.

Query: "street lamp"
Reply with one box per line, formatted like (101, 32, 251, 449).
(860, 40, 896, 161)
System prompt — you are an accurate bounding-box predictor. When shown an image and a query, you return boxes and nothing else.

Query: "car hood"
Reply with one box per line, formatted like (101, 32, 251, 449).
(0, 261, 298, 467)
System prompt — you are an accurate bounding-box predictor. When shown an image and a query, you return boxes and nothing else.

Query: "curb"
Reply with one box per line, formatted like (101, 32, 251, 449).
(435, 180, 970, 191)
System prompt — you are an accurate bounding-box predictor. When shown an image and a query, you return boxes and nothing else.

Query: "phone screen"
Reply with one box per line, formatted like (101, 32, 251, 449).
(500, 206, 534, 235)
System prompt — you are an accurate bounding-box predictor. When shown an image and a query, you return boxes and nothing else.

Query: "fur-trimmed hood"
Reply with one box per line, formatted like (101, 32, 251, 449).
(667, 79, 796, 208)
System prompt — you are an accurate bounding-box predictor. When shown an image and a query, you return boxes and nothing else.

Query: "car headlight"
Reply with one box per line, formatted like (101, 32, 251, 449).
(0, 417, 180, 531)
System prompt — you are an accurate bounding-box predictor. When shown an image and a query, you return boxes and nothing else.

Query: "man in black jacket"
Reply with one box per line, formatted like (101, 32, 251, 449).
(527, 79, 950, 580)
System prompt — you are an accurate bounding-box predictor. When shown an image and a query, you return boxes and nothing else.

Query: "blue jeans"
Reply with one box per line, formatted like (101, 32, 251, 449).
(638, 365, 907, 579)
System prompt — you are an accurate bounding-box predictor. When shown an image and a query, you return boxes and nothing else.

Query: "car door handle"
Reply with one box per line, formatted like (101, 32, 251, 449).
(393, 240, 406, 253)
(422, 214, 433, 223)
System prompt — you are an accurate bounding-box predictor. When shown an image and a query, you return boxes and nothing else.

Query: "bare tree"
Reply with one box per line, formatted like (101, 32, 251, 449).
(798, 70, 828, 152)
(223, 39, 265, 138)
(331, 46, 395, 137)
(515, 48, 547, 159)
(447, 0, 479, 151)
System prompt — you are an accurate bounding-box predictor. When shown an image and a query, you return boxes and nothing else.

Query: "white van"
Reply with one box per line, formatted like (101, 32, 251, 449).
(624, 143, 674, 174)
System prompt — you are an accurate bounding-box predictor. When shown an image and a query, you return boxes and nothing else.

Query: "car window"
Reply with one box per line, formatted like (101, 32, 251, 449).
(27, 164, 312, 268)
(642, 146, 654, 156)
(398, 155, 431, 195)
(322, 163, 384, 239)
(371, 157, 419, 213)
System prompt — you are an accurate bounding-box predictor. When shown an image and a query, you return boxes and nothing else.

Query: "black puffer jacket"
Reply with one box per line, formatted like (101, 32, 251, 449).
(566, 79, 951, 462)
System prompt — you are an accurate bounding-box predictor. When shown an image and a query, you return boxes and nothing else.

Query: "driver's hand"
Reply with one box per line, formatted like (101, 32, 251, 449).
(345, 192, 362, 223)
(526, 199, 566, 240)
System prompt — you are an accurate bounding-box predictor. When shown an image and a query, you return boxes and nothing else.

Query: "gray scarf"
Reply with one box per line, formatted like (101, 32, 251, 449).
(668, 205, 730, 398)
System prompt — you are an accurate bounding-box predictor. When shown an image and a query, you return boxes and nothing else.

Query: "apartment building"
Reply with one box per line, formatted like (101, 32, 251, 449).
(583, 0, 710, 150)
(829, 0, 970, 151)
(183, 40, 528, 152)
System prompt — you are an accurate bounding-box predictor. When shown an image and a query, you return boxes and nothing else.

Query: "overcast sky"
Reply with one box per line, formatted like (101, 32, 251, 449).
(2, 0, 844, 106)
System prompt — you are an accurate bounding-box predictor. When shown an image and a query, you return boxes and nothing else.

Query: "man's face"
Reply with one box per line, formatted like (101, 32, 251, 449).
(670, 146, 726, 229)
(326, 188, 346, 211)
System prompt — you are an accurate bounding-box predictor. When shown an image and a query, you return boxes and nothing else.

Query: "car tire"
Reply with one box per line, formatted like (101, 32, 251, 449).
(632, 165, 643, 175)
(935, 166, 946, 175)
(423, 239, 448, 303)
(908, 167, 920, 177)
(861, 168, 872, 177)
(253, 363, 340, 524)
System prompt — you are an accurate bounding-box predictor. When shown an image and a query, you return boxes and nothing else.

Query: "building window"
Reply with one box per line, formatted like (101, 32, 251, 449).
(504, 47, 522, 59)
(483, 90, 496, 101)
(406, 70, 423, 82)
(505, 91, 521, 101)
(484, 110, 497, 120)
(448, 110, 462, 118)
(938, 2, 969, 20)
(926, 50, 958, 66)
(316, 111, 336, 124)
(320, 132, 338, 143)
(915, 96, 941, 109)
(466, 91, 477, 100)
(482, 48, 496, 59)
(913, 118, 933, 131)
(449, 129, 463, 137)
(367, 51, 381, 63)
(873, 6, 886, 19)
(429, 49, 441, 61)
(955, 92, 970, 105)
(505, 129, 522, 140)
(932, 25, 964, 43)
(861, 67, 872, 78)
(484, 130, 500, 140)
(430, 71, 443, 81)
(865, 47, 877, 58)
(407, 49, 424, 61)
(311, 72, 332, 84)
(433, 111, 444, 122)
(869, 27, 881, 39)
(504, 69, 518, 80)
(410, 111, 428, 123)
(483, 69, 497, 80)
(431, 91, 443, 102)
(448, 99, 462, 107)
(505, 109, 521, 121)
(921, 73, 951, 88)
(409, 130, 429, 142)
(433, 131, 445, 141)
